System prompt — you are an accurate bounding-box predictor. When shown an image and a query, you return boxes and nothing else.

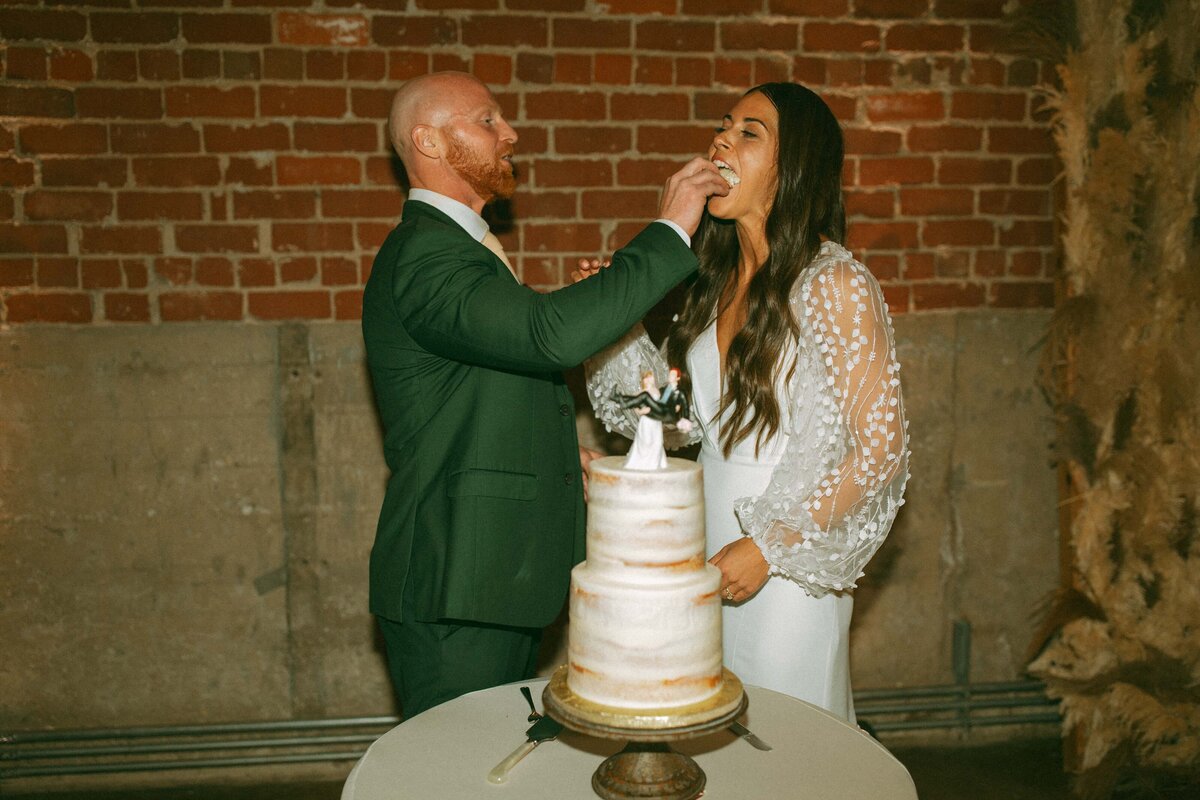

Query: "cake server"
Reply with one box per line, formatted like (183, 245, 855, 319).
(519, 685, 542, 721)
(729, 720, 773, 751)
(485, 715, 562, 784)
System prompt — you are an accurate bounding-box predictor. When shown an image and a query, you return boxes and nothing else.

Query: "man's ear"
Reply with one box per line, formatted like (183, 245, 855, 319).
(410, 124, 441, 160)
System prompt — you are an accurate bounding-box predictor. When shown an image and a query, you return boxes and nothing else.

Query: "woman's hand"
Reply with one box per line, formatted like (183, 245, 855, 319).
(570, 257, 610, 283)
(709, 537, 769, 603)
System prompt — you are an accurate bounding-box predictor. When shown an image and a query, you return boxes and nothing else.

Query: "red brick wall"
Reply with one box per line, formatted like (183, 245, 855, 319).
(0, 0, 1055, 325)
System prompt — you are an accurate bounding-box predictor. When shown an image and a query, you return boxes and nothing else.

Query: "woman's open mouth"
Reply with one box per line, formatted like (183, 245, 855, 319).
(713, 159, 740, 187)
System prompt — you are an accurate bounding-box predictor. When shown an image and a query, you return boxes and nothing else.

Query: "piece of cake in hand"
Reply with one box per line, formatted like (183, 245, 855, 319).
(567, 456, 723, 709)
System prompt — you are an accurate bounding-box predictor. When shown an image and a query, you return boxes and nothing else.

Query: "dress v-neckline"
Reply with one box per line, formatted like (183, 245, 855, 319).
(690, 315, 796, 464)
(706, 322, 723, 395)
(689, 323, 723, 441)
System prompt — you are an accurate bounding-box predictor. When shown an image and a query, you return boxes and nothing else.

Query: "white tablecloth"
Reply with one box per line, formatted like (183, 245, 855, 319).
(342, 679, 916, 799)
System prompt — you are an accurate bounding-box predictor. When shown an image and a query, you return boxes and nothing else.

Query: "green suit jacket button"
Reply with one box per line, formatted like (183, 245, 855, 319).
(563, 472, 574, 485)
(559, 403, 569, 416)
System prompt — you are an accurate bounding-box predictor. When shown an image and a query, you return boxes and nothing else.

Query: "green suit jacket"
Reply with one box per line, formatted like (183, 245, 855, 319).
(362, 200, 696, 628)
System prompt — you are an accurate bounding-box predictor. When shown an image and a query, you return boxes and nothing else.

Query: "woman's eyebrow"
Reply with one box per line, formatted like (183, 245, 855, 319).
(722, 114, 770, 129)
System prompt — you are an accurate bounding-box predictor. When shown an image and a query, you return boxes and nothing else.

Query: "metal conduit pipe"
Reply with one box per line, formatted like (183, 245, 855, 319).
(1, 683, 1060, 780)
(3, 715, 1057, 779)
(869, 712, 1064, 733)
(3, 680, 1049, 748)
(3, 717, 400, 745)
(2, 622, 1062, 781)
(11, 734, 384, 761)
(4, 752, 369, 780)
(857, 694, 1058, 716)
(853, 622, 1061, 735)
(853, 680, 1042, 700)
(1, 681, 1053, 749)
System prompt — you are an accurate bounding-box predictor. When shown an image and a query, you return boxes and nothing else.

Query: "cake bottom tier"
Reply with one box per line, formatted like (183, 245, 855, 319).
(567, 562, 723, 709)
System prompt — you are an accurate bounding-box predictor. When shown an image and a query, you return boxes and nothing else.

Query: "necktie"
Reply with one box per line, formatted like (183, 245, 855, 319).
(481, 231, 519, 282)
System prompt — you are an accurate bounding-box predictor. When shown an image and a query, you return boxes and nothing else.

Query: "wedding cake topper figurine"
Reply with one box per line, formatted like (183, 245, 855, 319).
(614, 367, 694, 470)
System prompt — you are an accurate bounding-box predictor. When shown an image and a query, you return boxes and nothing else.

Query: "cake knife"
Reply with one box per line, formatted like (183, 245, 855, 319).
(486, 715, 563, 783)
(729, 720, 773, 751)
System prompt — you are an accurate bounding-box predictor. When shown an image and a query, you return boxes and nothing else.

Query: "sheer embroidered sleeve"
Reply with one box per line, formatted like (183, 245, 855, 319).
(734, 254, 909, 597)
(585, 324, 702, 450)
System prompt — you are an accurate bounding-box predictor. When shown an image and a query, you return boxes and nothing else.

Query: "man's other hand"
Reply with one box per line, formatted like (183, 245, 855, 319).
(578, 445, 604, 501)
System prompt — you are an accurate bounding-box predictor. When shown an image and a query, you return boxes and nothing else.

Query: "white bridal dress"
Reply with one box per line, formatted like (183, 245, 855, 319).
(587, 242, 910, 722)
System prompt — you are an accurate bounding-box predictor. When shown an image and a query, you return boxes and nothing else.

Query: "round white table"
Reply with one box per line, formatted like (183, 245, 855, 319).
(341, 679, 917, 799)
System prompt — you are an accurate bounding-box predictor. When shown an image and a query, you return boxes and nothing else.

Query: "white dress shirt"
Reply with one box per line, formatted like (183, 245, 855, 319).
(408, 188, 490, 242)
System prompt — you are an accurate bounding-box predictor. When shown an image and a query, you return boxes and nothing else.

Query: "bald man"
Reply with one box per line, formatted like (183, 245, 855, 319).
(362, 72, 727, 717)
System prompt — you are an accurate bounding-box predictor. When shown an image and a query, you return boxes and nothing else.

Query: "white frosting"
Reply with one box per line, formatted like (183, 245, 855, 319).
(567, 456, 723, 708)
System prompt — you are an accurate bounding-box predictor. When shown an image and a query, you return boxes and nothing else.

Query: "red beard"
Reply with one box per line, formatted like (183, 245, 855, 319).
(446, 132, 516, 204)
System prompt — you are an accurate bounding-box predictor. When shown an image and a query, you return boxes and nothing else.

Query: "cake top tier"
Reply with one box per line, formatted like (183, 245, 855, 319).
(584, 456, 705, 576)
(588, 455, 701, 506)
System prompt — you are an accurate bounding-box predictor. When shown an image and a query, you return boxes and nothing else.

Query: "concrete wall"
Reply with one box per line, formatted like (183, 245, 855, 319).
(0, 309, 1058, 730)
(851, 310, 1059, 689)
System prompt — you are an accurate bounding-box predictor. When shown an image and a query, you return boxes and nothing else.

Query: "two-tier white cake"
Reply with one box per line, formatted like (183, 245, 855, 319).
(567, 456, 723, 709)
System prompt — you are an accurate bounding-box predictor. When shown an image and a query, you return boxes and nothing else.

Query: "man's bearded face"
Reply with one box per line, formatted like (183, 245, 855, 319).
(445, 129, 516, 203)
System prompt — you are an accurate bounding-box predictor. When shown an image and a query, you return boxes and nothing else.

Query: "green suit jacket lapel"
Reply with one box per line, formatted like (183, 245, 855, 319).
(401, 199, 514, 283)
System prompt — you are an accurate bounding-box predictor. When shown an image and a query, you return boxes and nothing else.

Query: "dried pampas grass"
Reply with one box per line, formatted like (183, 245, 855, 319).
(1025, 0, 1200, 797)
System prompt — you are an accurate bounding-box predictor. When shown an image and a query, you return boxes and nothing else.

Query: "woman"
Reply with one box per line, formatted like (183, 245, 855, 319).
(581, 82, 909, 722)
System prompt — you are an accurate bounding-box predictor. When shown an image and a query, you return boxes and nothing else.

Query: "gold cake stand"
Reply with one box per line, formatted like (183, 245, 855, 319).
(543, 665, 746, 800)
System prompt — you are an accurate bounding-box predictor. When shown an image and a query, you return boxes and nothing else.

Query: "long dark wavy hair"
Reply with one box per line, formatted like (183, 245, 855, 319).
(666, 82, 846, 457)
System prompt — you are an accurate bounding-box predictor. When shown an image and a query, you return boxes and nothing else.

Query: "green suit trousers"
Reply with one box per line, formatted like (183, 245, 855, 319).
(377, 581, 541, 718)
